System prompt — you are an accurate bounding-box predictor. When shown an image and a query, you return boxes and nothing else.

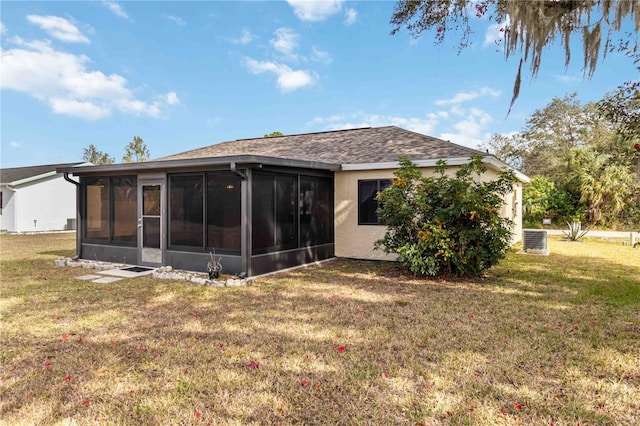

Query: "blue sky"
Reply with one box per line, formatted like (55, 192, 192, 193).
(1, 1, 636, 168)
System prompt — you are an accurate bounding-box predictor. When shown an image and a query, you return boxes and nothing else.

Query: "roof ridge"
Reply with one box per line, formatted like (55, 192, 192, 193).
(234, 126, 375, 141)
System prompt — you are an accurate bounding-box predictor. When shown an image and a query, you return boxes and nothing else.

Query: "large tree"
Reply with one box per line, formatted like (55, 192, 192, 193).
(484, 93, 640, 226)
(481, 133, 526, 171)
(564, 148, 634, 224)
(122, 136, 150, 163)
(82, 144, 114, 165)
(483, 94, 614, 178)
(391, 0, 640, 111)
(598, 80, 640, 140)
(522, 94, 614, 179)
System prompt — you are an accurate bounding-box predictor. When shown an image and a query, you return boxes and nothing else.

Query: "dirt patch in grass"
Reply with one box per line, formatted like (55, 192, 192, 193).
(1, 233, 638, 424)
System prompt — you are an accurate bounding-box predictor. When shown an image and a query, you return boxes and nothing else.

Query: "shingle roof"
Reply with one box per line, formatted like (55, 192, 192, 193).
(156, 126, 487, 164)
(0, 162, 84, 185)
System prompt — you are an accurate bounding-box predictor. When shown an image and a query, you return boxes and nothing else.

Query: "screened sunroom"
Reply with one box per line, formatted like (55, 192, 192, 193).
(61, 156, 337, 277)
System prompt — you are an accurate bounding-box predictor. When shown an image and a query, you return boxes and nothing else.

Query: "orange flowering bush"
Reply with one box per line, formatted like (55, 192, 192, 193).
(375, 156, 517, 277)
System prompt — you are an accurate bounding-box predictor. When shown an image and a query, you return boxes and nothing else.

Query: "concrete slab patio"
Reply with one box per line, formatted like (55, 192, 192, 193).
(75, 274, 103, 281)
(92, 277, 124, 284)
(97, 267, 156, 278)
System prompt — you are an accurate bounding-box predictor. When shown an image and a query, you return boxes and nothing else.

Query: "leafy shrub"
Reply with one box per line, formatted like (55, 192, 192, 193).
(375, 156, 517, 277)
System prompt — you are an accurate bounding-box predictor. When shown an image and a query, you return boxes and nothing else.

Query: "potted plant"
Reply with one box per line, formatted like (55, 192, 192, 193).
(207, 250, 222, 279)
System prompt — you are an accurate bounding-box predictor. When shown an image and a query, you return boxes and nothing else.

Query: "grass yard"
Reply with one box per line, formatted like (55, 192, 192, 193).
(0, 233, 639, 425)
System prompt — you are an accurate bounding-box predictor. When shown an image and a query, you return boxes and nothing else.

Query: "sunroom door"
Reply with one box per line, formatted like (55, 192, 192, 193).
(138, 176, 165, 266)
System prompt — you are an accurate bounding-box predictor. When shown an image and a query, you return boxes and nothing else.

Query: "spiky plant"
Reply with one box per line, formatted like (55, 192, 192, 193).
(563, 221, 589, 241)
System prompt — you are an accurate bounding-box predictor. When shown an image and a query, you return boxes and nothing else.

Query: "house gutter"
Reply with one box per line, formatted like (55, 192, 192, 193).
(63, 173, 81, 260)
(2, 184, 18, 233)
(230, 162, 250, 278)
(57, 155, 340, 176)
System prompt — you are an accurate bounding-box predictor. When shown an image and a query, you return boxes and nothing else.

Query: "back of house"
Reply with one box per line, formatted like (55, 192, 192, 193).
(58, 126, 529, 277)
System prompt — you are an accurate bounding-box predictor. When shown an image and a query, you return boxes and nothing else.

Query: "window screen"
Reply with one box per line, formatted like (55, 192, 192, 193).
(169, 174, 204, 247)
(84, 178, 110, 240)
(252, 172, 297, 253)
(207, 172, 242, 252)
(112, 177, 137, 243)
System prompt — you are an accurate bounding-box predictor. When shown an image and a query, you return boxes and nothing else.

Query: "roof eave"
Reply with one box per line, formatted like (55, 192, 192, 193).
(340, 156, 530, 183)
(58, 155, 341, 176)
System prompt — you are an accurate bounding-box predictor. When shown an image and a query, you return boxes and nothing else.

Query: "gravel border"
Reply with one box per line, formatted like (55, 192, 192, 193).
(55, 258, 249, 288)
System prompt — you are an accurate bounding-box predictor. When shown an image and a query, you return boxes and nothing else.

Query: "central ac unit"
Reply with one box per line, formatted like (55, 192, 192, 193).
(523, 230, 549, 254)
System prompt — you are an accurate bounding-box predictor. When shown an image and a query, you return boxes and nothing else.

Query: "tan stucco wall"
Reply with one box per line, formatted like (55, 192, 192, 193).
(334, 167, 523, 260)
(335, 169, 397, 260)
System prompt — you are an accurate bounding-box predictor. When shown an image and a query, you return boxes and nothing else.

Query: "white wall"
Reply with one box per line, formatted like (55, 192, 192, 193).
(0, 186, 16, 232)
(11, 175, 77, 233)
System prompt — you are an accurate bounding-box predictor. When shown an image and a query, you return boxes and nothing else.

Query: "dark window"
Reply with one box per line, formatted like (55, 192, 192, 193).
(112, 177, 137, 243)
(252, 172, 297, 254)
(169, 175, 204, 247)
(358, 179, 391, 225)
(84, 178, 110, 240)
(207, 172, 241, 252)
(0, 191, 3, 209)
(83, 176, 136, 244)
(300, 176, 333, 246)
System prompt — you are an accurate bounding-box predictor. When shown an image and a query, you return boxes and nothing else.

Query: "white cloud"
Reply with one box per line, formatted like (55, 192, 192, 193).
(483, 17, 509, 48)
(308, 111, 445, 135)
(554, 74, 579, 83)
(1, 37, 178, 120)
(243, 58, 316, 92)
(307, 106, 494, 149)
(483, 22, 501, 47)
(231, 29, 256, 45)
(344, 8, 357, 25)
(10, 141, 21, 149)
(310, 46, 332, 64)
(270, 28, 300, 58)
(286, 0, 344, 22)
(435, 87, 501, 106)
(165, 15, 186, 26)
(206, 117, 221, 127)
(49, 98, 111, 120)
(1, 22, 7, 35)
(27, 15, 90, 44)
(165, 92, 180, 105)
(101, 1, 129, 19)
(439, 107, 494, 148)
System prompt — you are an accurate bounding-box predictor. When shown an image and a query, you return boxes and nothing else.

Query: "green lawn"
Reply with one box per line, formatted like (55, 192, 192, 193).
(1, 233, 638, 425)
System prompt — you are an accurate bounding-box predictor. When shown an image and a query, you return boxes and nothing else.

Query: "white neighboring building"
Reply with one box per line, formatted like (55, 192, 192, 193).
(0, 162, 89, 233)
